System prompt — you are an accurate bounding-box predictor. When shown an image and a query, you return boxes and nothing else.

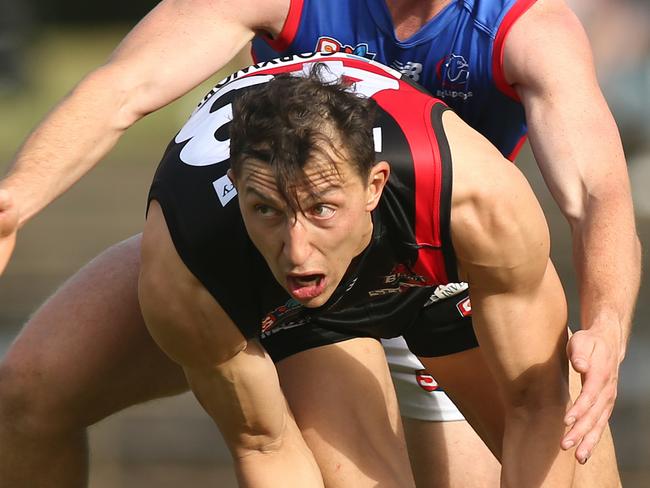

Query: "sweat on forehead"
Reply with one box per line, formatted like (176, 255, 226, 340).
(228, 65, 378, 208)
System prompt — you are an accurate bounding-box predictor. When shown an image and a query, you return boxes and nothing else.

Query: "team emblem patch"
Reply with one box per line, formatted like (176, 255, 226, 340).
(456, 296, 472, 317)
(415, 369, 441, 392)
(435, 53, 474, 100)
(315, 36, 376, 59)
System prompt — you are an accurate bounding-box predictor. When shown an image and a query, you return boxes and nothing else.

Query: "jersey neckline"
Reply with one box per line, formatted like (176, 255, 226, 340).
(365, 0, 463, 47)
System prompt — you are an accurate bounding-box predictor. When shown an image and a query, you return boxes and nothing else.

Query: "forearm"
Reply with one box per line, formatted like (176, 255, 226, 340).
(1, 65, 138, 225)
(184, 343, 324, 488)
(183, 342, 290, 456)
(570, 195, 641, 357)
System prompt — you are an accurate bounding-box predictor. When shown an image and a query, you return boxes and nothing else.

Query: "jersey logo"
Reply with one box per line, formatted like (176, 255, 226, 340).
(368, 263, 430, 297)
(390, 60, 423, 82)
(415, 369, 442, 392)
(435, 54, 474, 101)
(456, 296, 472, 317)
(423, 282, 469, 307)
(315, 36, 376, 60)
(213, 174, 237, 207)
(260, 299, 309, 338)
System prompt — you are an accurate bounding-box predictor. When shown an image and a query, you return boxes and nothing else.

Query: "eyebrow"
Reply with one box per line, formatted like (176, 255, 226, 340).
(243, 185, 283, 206)
(243, 179, 345, 208)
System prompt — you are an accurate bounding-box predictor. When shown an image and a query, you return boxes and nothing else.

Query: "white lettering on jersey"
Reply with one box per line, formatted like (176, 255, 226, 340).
(391, 60, 423, 82)
(176, 75, 273, 167)
(175, 55, 402, 206)
(423, 282, 469, 307)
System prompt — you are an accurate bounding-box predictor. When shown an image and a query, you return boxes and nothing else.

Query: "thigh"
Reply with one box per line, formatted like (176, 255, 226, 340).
(418, 348, 505, 459)
(569, 364, 622, 488)
(277, 337, 415, 488)
(403, 417, 500, 488)
(0, 235, 187, 427)
(420, 347, 622, 488)
(384, 337, 500, 487)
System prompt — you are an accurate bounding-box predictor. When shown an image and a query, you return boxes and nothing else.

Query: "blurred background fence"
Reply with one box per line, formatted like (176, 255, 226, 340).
(0, 1, 648, 486)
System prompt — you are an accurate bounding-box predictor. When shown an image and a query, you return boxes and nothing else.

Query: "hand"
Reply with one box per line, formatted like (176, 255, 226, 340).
(562, 327, 621, 464)
(0, 189, 19, 274)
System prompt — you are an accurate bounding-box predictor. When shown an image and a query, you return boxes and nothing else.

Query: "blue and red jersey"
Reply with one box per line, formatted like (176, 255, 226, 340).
(252, 0, 537, 160)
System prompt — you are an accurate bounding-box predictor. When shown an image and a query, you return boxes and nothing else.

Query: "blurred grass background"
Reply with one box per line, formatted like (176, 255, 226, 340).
(1, 17, 649, 488)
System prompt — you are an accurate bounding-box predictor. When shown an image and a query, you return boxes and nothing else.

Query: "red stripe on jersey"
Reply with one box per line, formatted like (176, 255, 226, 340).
(507, 134, 527, 161)
(375, 92, 450, 285)
(492, 0, 537, 101)
(262, 0, 305, 51)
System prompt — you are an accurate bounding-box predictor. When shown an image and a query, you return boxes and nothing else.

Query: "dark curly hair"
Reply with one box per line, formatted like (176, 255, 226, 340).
(229, 63, 378, 212)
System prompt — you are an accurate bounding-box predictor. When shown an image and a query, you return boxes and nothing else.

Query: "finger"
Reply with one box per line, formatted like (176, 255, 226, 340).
(562, 385, 615, 450)
(574, 404, 613, 464)
(564, 368, 608, 424)
(0, 190, 19, 238)
(567, 332, 595, 374)
(0, 232, 17, 274)
(0, 188, 10, 206)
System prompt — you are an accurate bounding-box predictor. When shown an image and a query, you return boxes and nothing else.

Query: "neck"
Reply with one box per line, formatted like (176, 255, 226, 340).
(384, 0, 453, 40)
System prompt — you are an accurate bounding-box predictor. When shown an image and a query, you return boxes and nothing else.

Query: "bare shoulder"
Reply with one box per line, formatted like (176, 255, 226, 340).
(440, 111, 549, 280)
(502, 0, 594, 87)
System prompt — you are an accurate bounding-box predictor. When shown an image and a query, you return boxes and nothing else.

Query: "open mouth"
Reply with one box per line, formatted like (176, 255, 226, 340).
(286, 273, 327, 300)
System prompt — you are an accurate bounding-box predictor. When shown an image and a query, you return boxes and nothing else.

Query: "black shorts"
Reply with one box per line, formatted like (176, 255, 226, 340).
(260, 287, 479, 362)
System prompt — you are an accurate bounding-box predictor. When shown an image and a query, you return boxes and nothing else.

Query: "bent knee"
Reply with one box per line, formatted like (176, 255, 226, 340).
(0, 358, 86, 435)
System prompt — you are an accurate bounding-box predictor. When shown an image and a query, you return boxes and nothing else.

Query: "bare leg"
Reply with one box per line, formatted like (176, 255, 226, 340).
(384, 336, 501, 487)
(421, 347, 621, 488)
(277, 338, 416, 488)
(569, 361, 622, 488)
(402, 417, 500, 487)
(0, 235, 188, 488)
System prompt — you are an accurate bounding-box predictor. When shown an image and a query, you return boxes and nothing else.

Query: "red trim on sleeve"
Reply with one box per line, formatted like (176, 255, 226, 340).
(415, 100, 450, 284)
(376, 94, 450, 284)
(507, 134, 527, 161)
(492, 0, 537, 101)
(261, 0, 305, 51)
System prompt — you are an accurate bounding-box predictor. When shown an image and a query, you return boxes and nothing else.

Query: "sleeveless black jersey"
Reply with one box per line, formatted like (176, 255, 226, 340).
(148, 53, 458, 340)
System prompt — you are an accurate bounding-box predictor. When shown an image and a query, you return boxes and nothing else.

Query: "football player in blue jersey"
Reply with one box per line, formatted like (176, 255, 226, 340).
(0, 1, 639, 487)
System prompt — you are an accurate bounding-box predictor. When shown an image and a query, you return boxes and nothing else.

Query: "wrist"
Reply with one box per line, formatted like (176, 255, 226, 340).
(581, 313, 626, 363)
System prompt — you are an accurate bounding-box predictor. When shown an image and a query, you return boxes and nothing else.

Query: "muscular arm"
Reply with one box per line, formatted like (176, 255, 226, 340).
(0, 0, 288, 271)
(446, 111, 575, 487)
(139, 201, 323, 487)
(503, 0, 641, 461)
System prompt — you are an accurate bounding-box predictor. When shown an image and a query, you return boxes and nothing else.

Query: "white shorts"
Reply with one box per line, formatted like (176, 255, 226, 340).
(382, 336, 465, 422)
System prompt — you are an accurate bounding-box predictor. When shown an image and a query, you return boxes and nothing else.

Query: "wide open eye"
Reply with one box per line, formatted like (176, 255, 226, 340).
(310, 204, 336, 219)
(254, 204, 280, 218)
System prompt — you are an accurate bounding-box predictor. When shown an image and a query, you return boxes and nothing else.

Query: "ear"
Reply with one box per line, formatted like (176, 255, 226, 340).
(365, 161, 390, 211)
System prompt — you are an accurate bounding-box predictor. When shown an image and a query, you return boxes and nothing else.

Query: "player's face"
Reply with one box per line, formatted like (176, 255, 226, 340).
(234, 153, 388, 308)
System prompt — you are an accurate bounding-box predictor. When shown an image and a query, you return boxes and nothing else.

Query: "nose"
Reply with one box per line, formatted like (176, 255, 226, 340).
(282, 216, 312, 267)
